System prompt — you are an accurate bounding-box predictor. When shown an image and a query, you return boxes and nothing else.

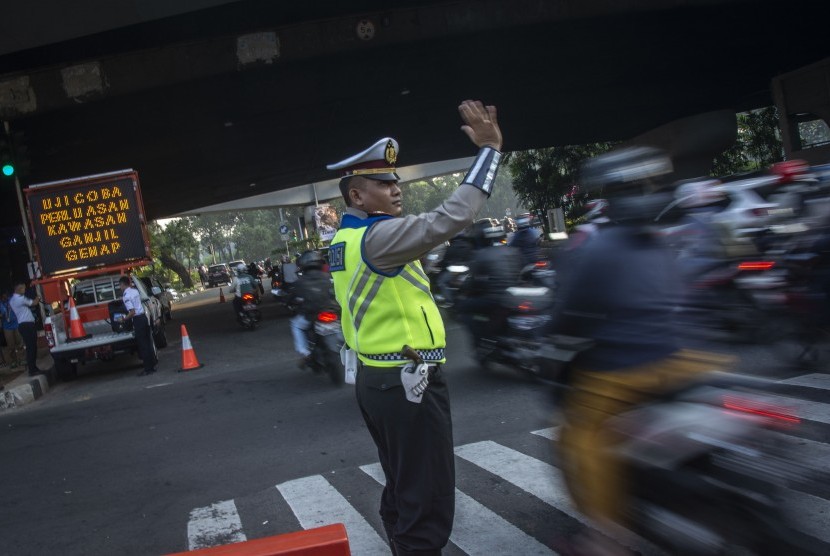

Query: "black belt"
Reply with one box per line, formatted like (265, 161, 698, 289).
(359, 361, 442, 376)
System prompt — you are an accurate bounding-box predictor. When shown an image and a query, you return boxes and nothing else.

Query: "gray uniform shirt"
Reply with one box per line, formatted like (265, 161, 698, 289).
(358, 184, 487, 273)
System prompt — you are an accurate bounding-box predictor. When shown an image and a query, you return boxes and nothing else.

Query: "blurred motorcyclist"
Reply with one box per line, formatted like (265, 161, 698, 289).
(231, 263, 258, 316)
(457, 218, 524, 344)
(248, 261, 265, 294)
(551, 147, 733, 555)
(434, 228, 475, 306)
(670, 179, 730, 283)
(563, 198, 610, 252)
(508, 212, 542, 266)
(289, 250, 334, 368)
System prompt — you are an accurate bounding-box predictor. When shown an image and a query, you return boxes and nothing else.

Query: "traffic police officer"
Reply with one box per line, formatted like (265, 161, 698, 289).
(118, 276, 156, 376)
(327, 100, 503, 555)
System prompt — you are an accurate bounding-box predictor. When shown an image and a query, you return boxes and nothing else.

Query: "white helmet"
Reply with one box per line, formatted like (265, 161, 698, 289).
(235, 263, 247, 273)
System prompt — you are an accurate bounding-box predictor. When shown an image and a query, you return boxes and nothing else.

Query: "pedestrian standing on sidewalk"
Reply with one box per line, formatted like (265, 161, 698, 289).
(1, 290, 24, 371)
(9, 283, 46, 377)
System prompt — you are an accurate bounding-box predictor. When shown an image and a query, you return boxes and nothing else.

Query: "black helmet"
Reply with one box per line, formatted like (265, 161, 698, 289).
(471, 218, 506, 245)
(580, 147, 674, 223)
(297, 250, 324, 271)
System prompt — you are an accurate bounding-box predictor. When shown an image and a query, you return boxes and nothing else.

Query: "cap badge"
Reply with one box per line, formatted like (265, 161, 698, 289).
(385, 140, 397, 165)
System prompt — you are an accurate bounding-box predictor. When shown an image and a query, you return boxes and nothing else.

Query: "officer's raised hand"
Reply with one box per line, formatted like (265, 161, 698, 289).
(459, 100, 502, 151)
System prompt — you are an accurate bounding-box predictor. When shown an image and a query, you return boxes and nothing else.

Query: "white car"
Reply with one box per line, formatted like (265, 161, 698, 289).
(708, 176, 780, 239)
(165, 286, 180, 300)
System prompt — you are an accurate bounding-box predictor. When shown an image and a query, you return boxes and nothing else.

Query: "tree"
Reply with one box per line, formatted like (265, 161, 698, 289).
(400, 173, 526, 221)
(232, 209, 280, 262)
(507, 143, 616, 222)
(191, 213, 240, 263)
(711, 107, 783, 176)
(146, 218, 199, 288)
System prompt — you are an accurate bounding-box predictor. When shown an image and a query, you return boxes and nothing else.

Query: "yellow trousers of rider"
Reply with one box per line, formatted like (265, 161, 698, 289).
(559, 349, 735, 524)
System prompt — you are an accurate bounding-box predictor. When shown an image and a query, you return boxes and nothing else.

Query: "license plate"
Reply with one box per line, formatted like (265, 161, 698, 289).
(243, 305, 257, 311)
(315, 322, 339, 334)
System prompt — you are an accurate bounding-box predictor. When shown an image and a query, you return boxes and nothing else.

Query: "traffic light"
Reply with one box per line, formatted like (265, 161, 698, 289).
(0, 129, 31, 180)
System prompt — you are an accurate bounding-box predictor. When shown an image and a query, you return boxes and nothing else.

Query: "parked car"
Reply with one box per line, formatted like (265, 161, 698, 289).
(164, 284, 180, 300)
(207, 263, 231, 287)
(139, 276, 174, 321)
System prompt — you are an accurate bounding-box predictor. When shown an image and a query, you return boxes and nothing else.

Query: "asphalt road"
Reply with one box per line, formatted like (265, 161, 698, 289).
(1, 288, 828, 555)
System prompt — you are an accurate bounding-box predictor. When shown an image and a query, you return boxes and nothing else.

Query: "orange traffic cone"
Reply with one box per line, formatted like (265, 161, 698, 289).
(66, 296, 91, 342)
(178, 324, 204, 372)
(218, 287, 226, 303)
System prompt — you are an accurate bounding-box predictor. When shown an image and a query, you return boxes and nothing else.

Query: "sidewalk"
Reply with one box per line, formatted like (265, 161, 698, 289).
(0, 335, 54, 412)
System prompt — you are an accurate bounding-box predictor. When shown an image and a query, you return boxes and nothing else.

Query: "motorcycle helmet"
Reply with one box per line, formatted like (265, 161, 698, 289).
(298, 250, 325, 271)
(579, 146, 674, 223)
(471, 218, 506, 247)
(515, 213, 533, 230)
(235, 263, 247, 274)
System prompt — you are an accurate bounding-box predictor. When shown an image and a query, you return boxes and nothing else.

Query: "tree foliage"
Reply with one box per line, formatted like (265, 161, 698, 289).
(711, 107, 783, 176)
(507, 143, 616, 221)
(400, 173, 526, 221)
(146, 218, 199, 288)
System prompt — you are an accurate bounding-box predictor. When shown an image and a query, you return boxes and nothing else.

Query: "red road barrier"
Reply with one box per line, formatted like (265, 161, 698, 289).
(165, 524, 351, 556)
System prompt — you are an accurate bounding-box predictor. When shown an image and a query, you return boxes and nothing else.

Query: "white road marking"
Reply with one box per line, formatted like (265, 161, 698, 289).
(187, 499, 246, 550)
(276, 475, 389, 555)
(779, 373, 830, 391)
(361, 463, 556, 555)
(454, 441, 657, 554)
(781, 489, 830, 543)
(531, 427, 560, 441)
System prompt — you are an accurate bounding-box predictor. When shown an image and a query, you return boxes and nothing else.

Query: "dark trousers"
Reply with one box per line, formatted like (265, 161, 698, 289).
(356, 364, 455, 555)
(18, 322, 39, 374)
(133, 314, 156, 373)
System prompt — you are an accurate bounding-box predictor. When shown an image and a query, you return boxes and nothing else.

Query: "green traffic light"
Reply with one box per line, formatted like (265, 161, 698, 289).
(2, 163, 14, 177)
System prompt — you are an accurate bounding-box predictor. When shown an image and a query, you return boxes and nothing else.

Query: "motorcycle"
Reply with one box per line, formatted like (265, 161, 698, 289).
(237, 292, 262, 330)
(679, 258, 789, 344)
(519, 259, 557, 289)
(456, 284, 555, 377)
(433, 264, 471, 309)
(305, 308, 345, 385)
(541, 336, 818, 555)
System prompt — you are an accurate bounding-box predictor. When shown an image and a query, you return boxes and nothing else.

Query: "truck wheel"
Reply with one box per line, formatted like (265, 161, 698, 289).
(154, 324, 168, 348)
(54, 357, 78, 381)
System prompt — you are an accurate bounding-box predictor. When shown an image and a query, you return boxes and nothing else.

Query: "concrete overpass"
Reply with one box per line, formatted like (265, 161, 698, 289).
(1, 0, 828, 225)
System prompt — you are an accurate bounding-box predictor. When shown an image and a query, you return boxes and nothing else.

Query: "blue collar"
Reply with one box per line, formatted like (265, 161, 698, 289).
(340, 212, 394, 229)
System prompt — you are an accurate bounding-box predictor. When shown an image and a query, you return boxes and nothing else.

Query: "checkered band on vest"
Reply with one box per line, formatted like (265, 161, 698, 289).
(363, 348, 445, 363)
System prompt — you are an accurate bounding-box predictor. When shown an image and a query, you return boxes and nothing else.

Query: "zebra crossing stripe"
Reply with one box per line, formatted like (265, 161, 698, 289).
(531, 427, 560, 441)
(779, 373, 830, 391)
(187, 499, 247, 550)
(360, 463, 557, 555)
(276, 475, 390, 555)
(454, 441, 656, 554)
(767, 395, 830, 425)
(780, 489, 830, 543)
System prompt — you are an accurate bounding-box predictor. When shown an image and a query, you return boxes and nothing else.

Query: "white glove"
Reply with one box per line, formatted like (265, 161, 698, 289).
(340, 344, 357, 385)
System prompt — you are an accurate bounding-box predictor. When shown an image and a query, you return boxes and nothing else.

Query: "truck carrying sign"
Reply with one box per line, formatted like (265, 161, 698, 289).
(25, 169, 151, 277)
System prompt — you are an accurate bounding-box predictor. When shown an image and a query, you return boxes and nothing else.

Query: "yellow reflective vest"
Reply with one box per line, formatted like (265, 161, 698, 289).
(329, 213, 446, 367)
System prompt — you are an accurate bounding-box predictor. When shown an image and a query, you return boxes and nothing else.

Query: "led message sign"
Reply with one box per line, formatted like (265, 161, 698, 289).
(27, 175, 148, 276)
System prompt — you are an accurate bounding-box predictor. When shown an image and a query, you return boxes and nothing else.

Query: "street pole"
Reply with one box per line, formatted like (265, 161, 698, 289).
(4, 120, 34, 265)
